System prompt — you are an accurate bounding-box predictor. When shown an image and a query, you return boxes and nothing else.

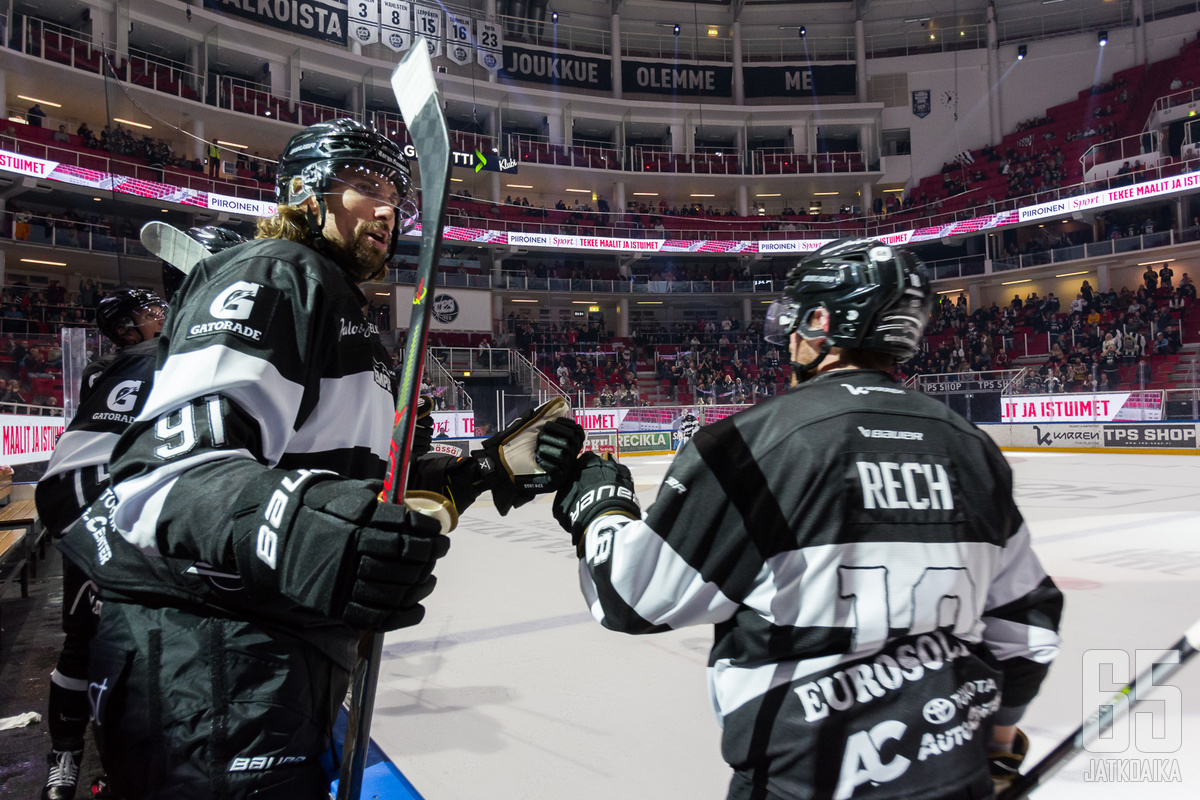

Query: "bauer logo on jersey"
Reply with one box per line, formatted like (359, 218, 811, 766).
(188, 281, 279, 343)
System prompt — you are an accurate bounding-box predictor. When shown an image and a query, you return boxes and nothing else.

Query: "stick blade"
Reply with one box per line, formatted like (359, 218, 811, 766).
(390, 40, 448, 152)
(139, 221, 207, 276)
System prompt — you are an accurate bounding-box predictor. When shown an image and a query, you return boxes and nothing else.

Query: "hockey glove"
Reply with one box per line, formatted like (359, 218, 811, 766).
(412, 395, 435, 460)
(553, 452, 640, 556)
(473, 397, 585, 514)
(989, 727, 1030, 793)
(232, 469, 450, 632)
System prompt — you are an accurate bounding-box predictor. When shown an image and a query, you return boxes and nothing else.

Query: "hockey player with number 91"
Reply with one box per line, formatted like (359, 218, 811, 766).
(58, 119, 583, 799)
(549, 238, 1063, 800)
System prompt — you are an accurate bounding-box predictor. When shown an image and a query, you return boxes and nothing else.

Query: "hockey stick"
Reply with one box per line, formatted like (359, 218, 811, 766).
(139, 220, 209, 276)
(998, 617, 1200, 800)
(336, 39, 453, 800)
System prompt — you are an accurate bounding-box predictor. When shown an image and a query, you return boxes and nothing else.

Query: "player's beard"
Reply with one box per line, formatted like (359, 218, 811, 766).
(328, 223, 391, 283)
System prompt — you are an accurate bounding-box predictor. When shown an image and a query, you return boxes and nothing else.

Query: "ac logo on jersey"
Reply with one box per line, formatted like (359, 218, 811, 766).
(210, 281, 260, 320)
(106, 380, 144, 413)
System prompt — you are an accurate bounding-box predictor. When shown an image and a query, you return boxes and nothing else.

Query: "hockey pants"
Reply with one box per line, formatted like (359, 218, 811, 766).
(89, 601, 345, 800)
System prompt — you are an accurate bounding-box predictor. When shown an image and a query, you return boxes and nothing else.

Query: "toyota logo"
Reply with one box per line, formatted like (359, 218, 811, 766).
(922, 697, 956, 725)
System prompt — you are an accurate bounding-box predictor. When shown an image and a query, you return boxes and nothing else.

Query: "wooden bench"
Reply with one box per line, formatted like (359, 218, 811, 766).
(0, 526, 31, 644)
(0, 500, 43, 577)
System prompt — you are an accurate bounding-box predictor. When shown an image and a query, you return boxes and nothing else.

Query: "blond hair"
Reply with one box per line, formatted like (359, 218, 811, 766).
(255, 204, 316, 246)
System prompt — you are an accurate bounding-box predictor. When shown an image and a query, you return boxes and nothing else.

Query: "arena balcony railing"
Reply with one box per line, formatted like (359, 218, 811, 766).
(867, 156, 1195, 236)
(1, 210, 154, 263)
(12, 14, 203, 103)
(0, 125, 277, 204)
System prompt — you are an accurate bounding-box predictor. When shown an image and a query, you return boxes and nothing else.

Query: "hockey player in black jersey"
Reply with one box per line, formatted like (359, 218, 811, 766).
(551, 238, 1063, 800)
(36, 289, 167, 800)
(58, 120, 582, 800)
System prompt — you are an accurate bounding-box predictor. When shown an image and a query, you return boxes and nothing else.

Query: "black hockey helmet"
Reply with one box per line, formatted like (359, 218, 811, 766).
(276, 118, 417, 259)
(96, 289, 167, 346)
(764, 237, 932, 372)
(161, 226, 251, 297)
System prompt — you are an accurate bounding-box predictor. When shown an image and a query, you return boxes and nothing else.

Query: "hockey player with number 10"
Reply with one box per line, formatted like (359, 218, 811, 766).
(551, 238, 1063, 800)
(59, 119, 582, 799)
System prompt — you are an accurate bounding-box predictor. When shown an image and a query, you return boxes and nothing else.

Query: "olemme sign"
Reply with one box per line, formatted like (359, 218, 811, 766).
(1, 413, 65, 465)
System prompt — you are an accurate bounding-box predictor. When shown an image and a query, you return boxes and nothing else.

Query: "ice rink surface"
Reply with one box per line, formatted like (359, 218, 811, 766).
(371, 450, 1200, 799)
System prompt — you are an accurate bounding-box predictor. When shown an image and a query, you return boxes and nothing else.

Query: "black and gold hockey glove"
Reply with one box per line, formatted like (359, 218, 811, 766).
(989, 727, 1030, 793)
(553, 452, 640, 556)
(473, 397, 586, 514)
(411, 395, 435, 460)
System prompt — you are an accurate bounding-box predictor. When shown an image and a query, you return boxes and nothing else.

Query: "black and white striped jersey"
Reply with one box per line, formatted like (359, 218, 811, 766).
(578, 368, 1062, 800)
(67, 238, 397, 665)
(35, 338, 158, 536)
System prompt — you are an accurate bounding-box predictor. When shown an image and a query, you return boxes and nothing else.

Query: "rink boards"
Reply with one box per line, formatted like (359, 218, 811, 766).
(981, 421, 1200, 454)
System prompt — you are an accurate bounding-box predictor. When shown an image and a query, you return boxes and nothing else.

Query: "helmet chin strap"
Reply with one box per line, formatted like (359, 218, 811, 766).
(789, 337, 832, 382)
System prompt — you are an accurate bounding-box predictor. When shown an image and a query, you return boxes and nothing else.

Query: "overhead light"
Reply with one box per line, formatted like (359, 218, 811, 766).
(903, 17, 931, 24)
(1137, 258, 1175, 266)
(112, 117, 152, 130)
(1002, 279, 1032, 285)
(937, 289, 965, 295)
(756, 193, 782, 197)
(552, 11, 558, 23)
(374, 292, 390, 296)
(451, 177, 464, 182)
(216, 139, 248, 149)
(93, 197, 102, 201)
(1017, 45, 1027, 60)
(1098, 30, 1108, 46)
(565, 188, 591, 193)
(572, 300, 599, 304)
(21, 258, 67, 266)
(511, 299, 538, 303)
(674, 24, 680, 36)
(883, 188, 905, 193)
(930, 34, 935, 40)
(690, 193, 715, 198)
(813, 191, 839, 196)
(1055, 270, 1090, 277)
(1041, 0, 1068, 4)
(633, 192, 658, 196)
(506, 183, 533, 189)
(17, 94, 61, 108)
(161, 208, 169, 213)
(7, 116, 25, 123)
(637, 301, 663, 305)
